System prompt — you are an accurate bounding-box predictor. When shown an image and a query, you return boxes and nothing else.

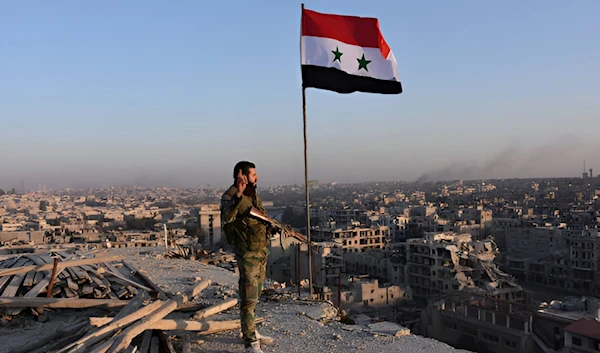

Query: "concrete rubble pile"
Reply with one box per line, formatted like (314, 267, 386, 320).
(445, 233, 522, 296)
(0, 250, 252, 353)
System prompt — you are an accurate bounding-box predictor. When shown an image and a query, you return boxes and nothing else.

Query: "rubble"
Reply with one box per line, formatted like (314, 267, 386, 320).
(0, 251, 151, 319)
(366, 321, 410, 337)
(0, 249, 256, 353)
(302, 301, 339, 322)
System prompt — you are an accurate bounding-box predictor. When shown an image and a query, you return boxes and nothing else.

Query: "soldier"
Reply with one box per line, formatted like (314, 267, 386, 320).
(221, 161, 274, 353)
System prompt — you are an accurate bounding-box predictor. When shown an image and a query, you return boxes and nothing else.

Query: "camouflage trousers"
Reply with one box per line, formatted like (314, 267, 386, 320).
(236, 251, 267, 348)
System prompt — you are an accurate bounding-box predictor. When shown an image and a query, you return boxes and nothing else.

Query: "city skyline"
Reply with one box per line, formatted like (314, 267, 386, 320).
(1, 1, 599, 190)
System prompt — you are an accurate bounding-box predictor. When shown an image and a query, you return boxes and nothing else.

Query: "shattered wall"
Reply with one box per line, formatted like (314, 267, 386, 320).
(407, 232, 523, 301)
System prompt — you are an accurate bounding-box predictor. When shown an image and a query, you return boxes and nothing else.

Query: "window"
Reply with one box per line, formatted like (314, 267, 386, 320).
(443, 321, 457, 330)
(483, 332, 499, 343)
(572, 336, 582, 346)
(505, 339, 517, 349)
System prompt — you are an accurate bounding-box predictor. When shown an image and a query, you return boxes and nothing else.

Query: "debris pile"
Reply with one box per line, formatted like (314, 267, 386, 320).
(0, 251, 152, 318)
(163, 243, 197, 260)
(0, 250, 251, 353)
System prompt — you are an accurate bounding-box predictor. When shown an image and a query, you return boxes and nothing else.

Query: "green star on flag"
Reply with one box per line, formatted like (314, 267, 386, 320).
(332, 47, 343, 63)
(357, 54, 371, 71)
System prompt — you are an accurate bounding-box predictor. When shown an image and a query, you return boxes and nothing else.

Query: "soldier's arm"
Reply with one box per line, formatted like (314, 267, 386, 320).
(222, 193, 254, 224)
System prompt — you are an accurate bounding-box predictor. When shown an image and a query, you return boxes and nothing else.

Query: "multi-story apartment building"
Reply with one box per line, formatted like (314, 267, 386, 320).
(505, 227, 600, 295)
(424, 294, 536, 353)
(403, 233, 523, 300)
(311, 225, 389, 253)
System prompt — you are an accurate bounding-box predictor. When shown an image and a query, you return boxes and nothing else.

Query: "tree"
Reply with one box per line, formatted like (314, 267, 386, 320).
(8, 188, 16, 195)
(0, 189, 5, 196)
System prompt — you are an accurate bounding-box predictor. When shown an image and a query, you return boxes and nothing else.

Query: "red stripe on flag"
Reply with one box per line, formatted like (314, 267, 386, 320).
(302, 8, 391, 58)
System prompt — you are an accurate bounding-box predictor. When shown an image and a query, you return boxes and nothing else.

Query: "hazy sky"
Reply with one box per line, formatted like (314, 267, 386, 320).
(1, 1, 599, 190)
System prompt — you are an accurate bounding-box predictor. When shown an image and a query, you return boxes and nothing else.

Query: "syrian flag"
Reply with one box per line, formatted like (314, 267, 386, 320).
(301, 8, 403, 95)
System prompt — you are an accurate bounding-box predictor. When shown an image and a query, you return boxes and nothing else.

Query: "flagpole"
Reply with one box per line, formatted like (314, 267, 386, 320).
(300, 2, 314, 298)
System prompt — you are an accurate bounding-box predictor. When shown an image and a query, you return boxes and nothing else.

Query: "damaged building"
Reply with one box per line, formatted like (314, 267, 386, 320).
(422, 293, 536, 353)
(404, 233, 523, 301)
(266, 234, 344, 300)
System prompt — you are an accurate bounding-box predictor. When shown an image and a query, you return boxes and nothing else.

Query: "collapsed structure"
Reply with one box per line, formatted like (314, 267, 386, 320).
(404, 233, 523, 301)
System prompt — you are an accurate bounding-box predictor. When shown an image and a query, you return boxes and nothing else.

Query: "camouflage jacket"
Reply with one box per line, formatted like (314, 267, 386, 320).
(220, 185, 269, 255)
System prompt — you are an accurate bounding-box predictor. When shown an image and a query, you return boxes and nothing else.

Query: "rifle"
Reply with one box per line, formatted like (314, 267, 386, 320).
(249, 207, 308, 244)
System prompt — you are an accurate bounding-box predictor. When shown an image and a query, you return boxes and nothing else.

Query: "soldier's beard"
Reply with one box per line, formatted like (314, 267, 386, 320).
(244, 183, 257, 198)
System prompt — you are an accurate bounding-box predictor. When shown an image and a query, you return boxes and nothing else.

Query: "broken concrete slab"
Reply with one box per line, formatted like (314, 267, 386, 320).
(367, 321, 410, 337)
(302, 302, 338, 322)
(341, 324, 364, 332)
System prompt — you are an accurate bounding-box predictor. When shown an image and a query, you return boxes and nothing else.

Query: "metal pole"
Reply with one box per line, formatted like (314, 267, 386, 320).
(297, 244, 302, 295)
(300, 2, 313, 297)
(338, 272, 342, 310)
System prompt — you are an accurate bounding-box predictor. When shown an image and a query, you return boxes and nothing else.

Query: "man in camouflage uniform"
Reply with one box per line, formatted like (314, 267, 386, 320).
(221, 161, 274, 353)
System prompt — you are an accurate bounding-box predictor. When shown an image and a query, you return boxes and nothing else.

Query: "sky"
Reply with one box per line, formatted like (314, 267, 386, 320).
(1, 1, 599, 190)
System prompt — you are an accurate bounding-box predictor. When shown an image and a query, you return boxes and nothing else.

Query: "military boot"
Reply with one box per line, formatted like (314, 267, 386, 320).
(239, 330, 274, 345)
(256, 330, 274, 345)
(245, 341, 264, 353)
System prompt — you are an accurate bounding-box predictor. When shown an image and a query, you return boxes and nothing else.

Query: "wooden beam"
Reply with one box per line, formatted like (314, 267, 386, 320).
(192, 298, 238, 320)
(58, 299, 164, 353)
(0, 297, 128, 309)
(93, 280, 211, 353)
(88, 317, 265, 335)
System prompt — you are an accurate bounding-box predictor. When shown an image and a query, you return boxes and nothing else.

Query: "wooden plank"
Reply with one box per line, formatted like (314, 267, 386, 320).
(102, 263, 153, 292)
(71, 266, 90, 283)
(1, 258, 29, 297)
(0, 255, 124, 277)
(137, 330, 153, 353)
(89, 274, 106, 288)
(0, 255, 21, 263)
(193, 298, 238, 320)
(57, 300, 164, 353)
(149, 336, 159, 353)
(0, 297, 128, 309)
(156, 330, 176, 353)
(9, 268, 66, 315)
(66, 277, 79, 291)
(92, 280, 211, 353)
(22, 271, 36, 287)
(112, 290, 149, 322)
(0, 275, 13, 294)
(88, 318, 264, 335)
(0, 256, 21, 269)
(33, 271, 44, 285)
(181, 334, 191, 353)
(35, 253, 54, 264)
(81, 284, 94, 295)
(67, 267, 80, 282)
(24, 269, 65, 297)
(23, 254, 47, 266)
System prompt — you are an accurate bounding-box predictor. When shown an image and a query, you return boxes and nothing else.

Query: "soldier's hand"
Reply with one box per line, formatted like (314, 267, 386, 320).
(236, 170, 248, 197)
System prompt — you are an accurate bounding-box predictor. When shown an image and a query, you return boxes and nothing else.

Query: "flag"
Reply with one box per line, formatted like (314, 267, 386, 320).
(301, 8, 403, 95)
